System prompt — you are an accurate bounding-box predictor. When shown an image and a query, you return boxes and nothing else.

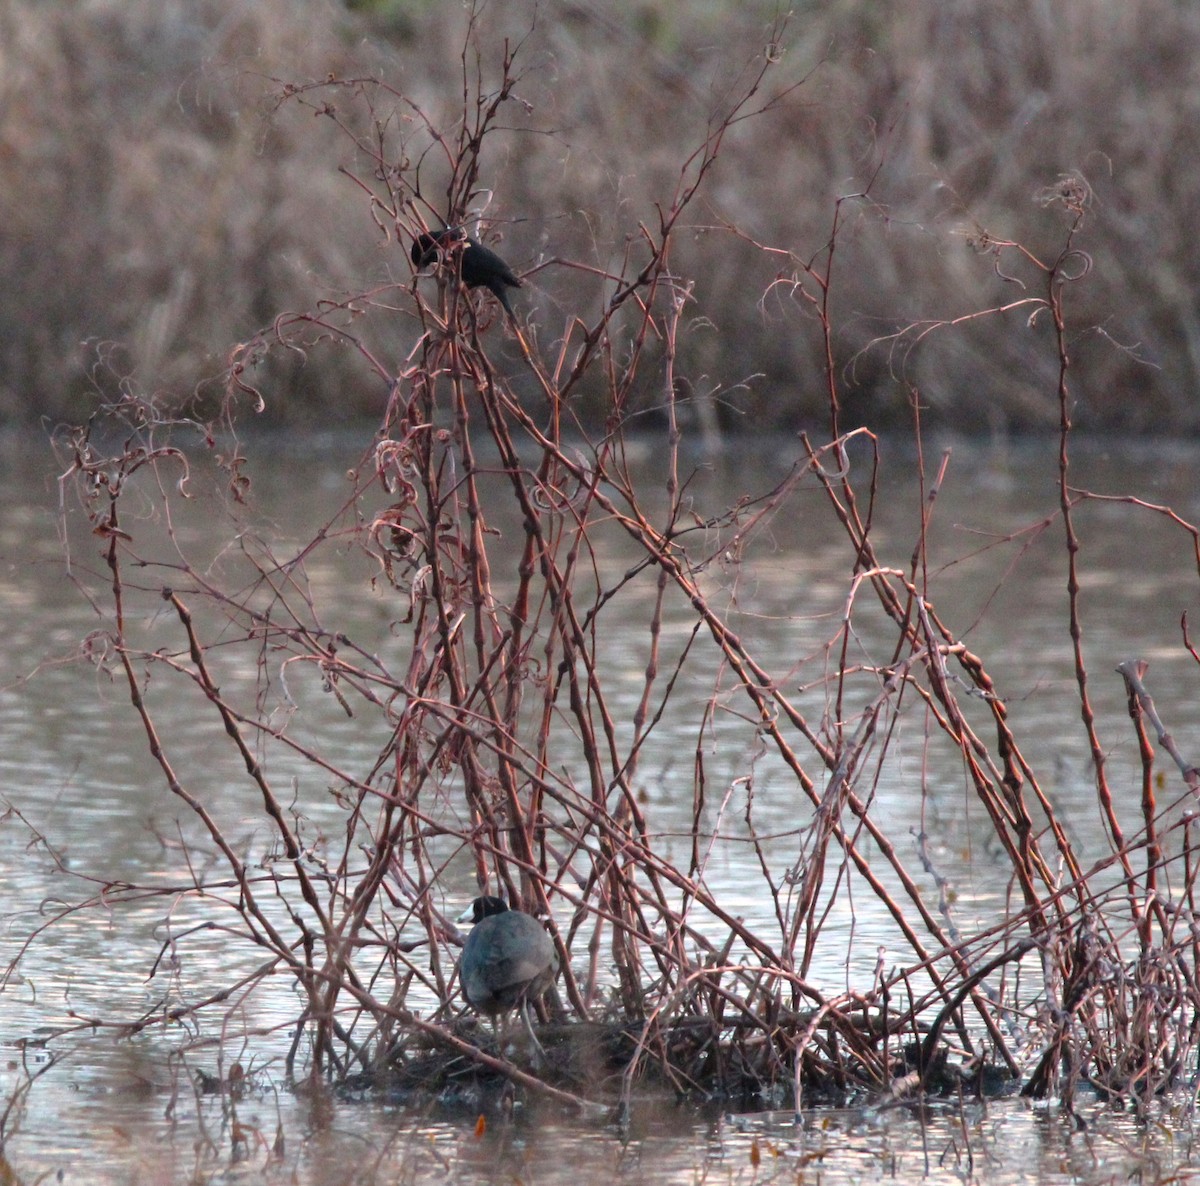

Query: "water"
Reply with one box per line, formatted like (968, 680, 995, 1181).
(2, 426, 1199, 1182)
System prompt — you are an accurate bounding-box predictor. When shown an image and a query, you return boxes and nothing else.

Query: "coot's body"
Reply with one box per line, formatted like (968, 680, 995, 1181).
(457, 896, 557, 1018)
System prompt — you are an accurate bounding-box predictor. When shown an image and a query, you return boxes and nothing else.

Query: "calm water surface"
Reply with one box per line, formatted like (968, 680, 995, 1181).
(2, 427, 1199, 1183)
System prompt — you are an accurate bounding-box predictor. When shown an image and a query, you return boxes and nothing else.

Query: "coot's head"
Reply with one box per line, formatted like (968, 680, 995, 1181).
(459, 895, 509, 925)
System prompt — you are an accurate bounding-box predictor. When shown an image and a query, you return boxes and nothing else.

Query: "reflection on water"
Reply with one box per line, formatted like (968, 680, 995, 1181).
(4, 1056, 1197, 1185)
(3, 428, 1200, 1181)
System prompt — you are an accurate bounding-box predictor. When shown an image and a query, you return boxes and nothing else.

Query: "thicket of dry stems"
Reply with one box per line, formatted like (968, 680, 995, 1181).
(9, 13, 1200, 1122)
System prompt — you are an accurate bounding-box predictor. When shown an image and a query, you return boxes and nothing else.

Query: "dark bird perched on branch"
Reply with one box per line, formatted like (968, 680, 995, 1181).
(410, 227, 522, 316)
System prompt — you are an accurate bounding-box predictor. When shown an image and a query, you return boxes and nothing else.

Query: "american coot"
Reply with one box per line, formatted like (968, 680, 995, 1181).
(457, 896, 558, 1046)
(410, 229, 522, 316)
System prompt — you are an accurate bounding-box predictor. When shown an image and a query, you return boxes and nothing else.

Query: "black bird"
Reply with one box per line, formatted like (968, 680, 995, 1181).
(457, 896, 558, 1049)
(411, 228, 522, 316)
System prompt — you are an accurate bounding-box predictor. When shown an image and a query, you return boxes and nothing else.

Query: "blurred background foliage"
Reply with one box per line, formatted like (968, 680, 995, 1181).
(1, 0, 1196, 433)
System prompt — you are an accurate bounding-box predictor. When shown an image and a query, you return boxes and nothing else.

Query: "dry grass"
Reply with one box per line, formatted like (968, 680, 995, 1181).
(2, 0, 1199, 430)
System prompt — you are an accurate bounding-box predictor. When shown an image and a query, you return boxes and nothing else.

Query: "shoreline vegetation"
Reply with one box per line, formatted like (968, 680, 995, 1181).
(5, 1, 1200, 1153)
(2, 0, 1200, 433)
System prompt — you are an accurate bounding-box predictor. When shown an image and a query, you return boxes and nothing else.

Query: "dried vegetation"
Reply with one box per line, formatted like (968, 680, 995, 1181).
(4, 1, 1200, 1129)
(3, 0, 1200, 429)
